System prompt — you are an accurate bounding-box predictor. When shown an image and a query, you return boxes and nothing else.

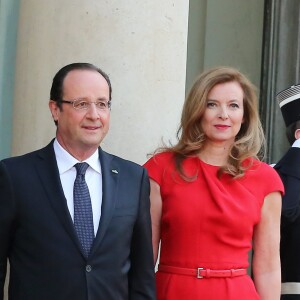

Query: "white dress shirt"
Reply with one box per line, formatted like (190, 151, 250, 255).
(53, 139, 102, 235)
(292, 138, 300, 148)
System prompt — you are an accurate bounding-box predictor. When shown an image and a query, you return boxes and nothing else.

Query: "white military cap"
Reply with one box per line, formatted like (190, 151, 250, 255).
(277, 84, 300, 126)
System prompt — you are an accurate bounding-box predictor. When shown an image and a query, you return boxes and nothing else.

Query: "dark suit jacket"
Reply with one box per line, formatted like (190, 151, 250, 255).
(0, 141, 155, 300)
(274, 147, 300, 287)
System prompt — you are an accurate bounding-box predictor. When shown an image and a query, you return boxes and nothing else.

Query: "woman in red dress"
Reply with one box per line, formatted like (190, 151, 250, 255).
(144, 67, 283, 299)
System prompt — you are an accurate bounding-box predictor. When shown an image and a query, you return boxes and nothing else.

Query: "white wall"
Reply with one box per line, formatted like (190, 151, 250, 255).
(12, 0, 189, 164)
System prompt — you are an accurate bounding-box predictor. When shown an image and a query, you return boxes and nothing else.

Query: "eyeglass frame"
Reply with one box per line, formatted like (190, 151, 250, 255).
(56, 98, 112, 111)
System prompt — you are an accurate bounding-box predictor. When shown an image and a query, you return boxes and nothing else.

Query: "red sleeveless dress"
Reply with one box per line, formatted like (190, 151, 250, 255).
(144, 152, 284, 300)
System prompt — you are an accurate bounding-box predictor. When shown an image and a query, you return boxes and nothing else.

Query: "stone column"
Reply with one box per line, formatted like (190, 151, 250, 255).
(12, 0, 189, 164)
(260, 0, 300, 162)
(0, 0, 19, 159)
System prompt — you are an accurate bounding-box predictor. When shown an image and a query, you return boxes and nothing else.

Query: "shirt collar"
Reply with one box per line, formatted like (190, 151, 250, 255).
(53, 139, 101, 175)
(292, 139, 300, 149)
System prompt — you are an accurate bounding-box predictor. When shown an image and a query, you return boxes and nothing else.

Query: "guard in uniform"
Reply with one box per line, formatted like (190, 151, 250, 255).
(274, 83, 300, 299)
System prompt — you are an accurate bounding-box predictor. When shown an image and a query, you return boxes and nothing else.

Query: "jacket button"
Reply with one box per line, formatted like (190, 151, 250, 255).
(86, 265, 92, 272)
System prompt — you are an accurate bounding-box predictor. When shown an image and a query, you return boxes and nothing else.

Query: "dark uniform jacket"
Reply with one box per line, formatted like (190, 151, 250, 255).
(275, 147, 300, 300)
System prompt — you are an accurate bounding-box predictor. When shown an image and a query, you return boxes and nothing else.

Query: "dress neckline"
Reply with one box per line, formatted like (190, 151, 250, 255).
(197, 158, 222, 168)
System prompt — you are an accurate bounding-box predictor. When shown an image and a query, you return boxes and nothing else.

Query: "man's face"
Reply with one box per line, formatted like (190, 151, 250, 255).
(49, 69, 110, 159)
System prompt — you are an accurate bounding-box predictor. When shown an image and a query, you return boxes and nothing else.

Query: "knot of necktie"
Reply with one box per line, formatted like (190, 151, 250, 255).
(75, 162, 89, 176)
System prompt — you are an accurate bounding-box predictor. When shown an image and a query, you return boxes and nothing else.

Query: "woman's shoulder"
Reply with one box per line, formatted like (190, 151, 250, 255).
(243, 158, 284, 193)
(144, 151, 174, 166)
(246, 158, 278, 176)
(143, 151, 176, 185)
(246, 159, 282, 189)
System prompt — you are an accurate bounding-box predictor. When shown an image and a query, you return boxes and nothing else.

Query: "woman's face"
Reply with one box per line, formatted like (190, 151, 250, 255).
(200, 81, 244, 146)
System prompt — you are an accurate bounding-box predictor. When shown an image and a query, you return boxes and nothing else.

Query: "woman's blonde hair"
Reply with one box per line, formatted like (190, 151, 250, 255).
(163, 66, 265, 179)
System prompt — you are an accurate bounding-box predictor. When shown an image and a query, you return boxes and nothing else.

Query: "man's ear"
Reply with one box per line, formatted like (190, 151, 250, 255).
(49, 100, 59, 122)
(295, 128, 300, 140)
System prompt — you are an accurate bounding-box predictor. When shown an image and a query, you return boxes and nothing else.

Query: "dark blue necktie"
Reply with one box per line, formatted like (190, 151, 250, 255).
(73, 162, 94, 257)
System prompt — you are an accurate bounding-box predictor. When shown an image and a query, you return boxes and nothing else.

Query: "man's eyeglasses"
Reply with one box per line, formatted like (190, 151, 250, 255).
(58, 99, 111, 111)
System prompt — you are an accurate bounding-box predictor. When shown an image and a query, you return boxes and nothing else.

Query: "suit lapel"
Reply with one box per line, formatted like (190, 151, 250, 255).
(35, 141, 83, 252)
(35, 143, 119, 256)
(91, 148, 119, 254)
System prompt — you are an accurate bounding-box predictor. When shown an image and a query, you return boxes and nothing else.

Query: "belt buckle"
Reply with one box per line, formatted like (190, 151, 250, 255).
(197, 267, 204, 279)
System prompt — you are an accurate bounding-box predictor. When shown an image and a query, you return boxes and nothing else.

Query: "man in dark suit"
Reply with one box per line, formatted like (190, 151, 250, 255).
(274, 84, 300, 299)
(0, 63, 155, 300)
